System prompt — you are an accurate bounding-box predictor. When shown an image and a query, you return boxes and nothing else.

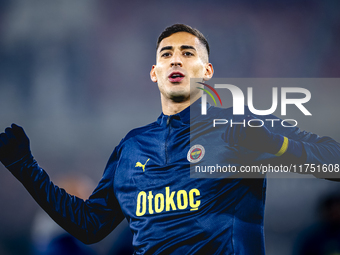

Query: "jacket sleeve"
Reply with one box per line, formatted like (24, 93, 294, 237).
(258, 116, 340, 179)
(244, 107, 340, 166)
(285, 128, 340, 179)
(6, 147, 125, 244)
(267, 122, 340, 163)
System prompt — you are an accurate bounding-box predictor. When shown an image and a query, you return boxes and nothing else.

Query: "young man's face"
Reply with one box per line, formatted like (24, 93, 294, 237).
(150, 32, 213, 103)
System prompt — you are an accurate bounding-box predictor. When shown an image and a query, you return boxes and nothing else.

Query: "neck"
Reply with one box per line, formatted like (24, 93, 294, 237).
(161, 100, 190, 116)
(161, 93, 201, 115)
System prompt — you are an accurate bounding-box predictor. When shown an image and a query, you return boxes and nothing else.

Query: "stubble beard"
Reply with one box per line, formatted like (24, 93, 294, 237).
(169, 90, 189, 103)
(165, 85, 202, 103)
(159, 82, 189, 103)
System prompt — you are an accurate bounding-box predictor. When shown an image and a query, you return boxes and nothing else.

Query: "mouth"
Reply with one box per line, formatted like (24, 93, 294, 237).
(168, 72, 185, 83)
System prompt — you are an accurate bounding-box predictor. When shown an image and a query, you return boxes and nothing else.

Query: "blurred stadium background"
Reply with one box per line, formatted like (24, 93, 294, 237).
(0, 0, 339, 254)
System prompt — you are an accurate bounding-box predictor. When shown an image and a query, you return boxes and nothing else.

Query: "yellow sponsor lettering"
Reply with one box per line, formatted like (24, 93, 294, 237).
(189, 189, 200, 211)
(136, 187, 201, 216)
(148, 191, 154, 214)
(136, 191, 147, 216)
(177, 190, 188, 210)
(166, 186, 176, 211)
(154, 193, 164, 213)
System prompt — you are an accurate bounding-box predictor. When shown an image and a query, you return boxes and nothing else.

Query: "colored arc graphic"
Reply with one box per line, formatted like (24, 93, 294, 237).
(197, 87, 217, 105)
(197, 82, 223, 106)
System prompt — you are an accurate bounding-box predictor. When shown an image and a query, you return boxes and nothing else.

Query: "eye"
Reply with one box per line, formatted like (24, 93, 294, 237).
(184, 51, 194, 56)
(161, 52, 171, 57)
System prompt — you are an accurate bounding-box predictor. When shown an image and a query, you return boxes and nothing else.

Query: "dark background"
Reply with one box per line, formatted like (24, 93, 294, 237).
(0, 1, 340, 254)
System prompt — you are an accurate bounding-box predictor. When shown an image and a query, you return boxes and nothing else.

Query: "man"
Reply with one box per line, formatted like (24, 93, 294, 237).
(0, 24, 339, 255)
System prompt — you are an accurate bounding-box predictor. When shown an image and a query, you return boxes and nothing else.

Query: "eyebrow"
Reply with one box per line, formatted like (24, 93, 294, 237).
(159, 45, 197, 53)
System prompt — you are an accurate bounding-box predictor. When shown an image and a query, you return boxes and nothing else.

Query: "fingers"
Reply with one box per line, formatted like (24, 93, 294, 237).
(0, 134, 4, 155)
(227, 125, 237, 146)
(11, 123, 23, 134)
(0, 124, 23, 148)
(11, 123, 28, 143)
(225, 123, 244, 146)
(5, 127, 15, 140)
(224, 115, 254, 147)
(0, 133, 9, 146)
(0, 124, 31, 166)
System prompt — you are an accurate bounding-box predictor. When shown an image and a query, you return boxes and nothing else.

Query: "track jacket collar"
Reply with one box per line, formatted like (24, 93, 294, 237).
(157, 98, 210, 126)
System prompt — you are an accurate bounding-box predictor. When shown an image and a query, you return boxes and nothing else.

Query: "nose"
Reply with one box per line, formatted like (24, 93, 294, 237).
(170, 52, 182, 67)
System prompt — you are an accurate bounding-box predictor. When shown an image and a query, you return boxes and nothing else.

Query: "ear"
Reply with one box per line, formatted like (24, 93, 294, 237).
(150, 65, 157, 83)
(203, 63, 214, 81)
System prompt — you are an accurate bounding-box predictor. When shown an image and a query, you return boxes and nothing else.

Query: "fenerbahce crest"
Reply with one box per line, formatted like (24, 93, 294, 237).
(187, 145, 205, 163)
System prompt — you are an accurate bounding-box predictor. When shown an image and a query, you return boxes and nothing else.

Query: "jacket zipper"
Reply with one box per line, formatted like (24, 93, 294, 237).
(165, 116, 171, 164)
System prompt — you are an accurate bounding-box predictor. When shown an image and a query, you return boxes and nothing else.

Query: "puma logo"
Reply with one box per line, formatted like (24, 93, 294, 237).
(135, 158, 150, 172)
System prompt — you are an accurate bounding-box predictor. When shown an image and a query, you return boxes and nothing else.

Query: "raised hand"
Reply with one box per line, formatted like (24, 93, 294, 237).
(0, 124, 31, 167)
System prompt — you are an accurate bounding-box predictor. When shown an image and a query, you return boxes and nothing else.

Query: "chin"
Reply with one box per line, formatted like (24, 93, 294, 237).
(170, 95, 187, 103)
(168, 91, 190, 103)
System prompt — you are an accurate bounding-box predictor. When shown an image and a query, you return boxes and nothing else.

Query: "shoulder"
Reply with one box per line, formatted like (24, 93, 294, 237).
(105, 120, 159, 167)
(206, 105, 234, 118)
(205, 105, 252, 122)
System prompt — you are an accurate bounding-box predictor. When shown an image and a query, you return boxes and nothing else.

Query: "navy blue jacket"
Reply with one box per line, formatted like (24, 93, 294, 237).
(7, 102, 340, 254)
